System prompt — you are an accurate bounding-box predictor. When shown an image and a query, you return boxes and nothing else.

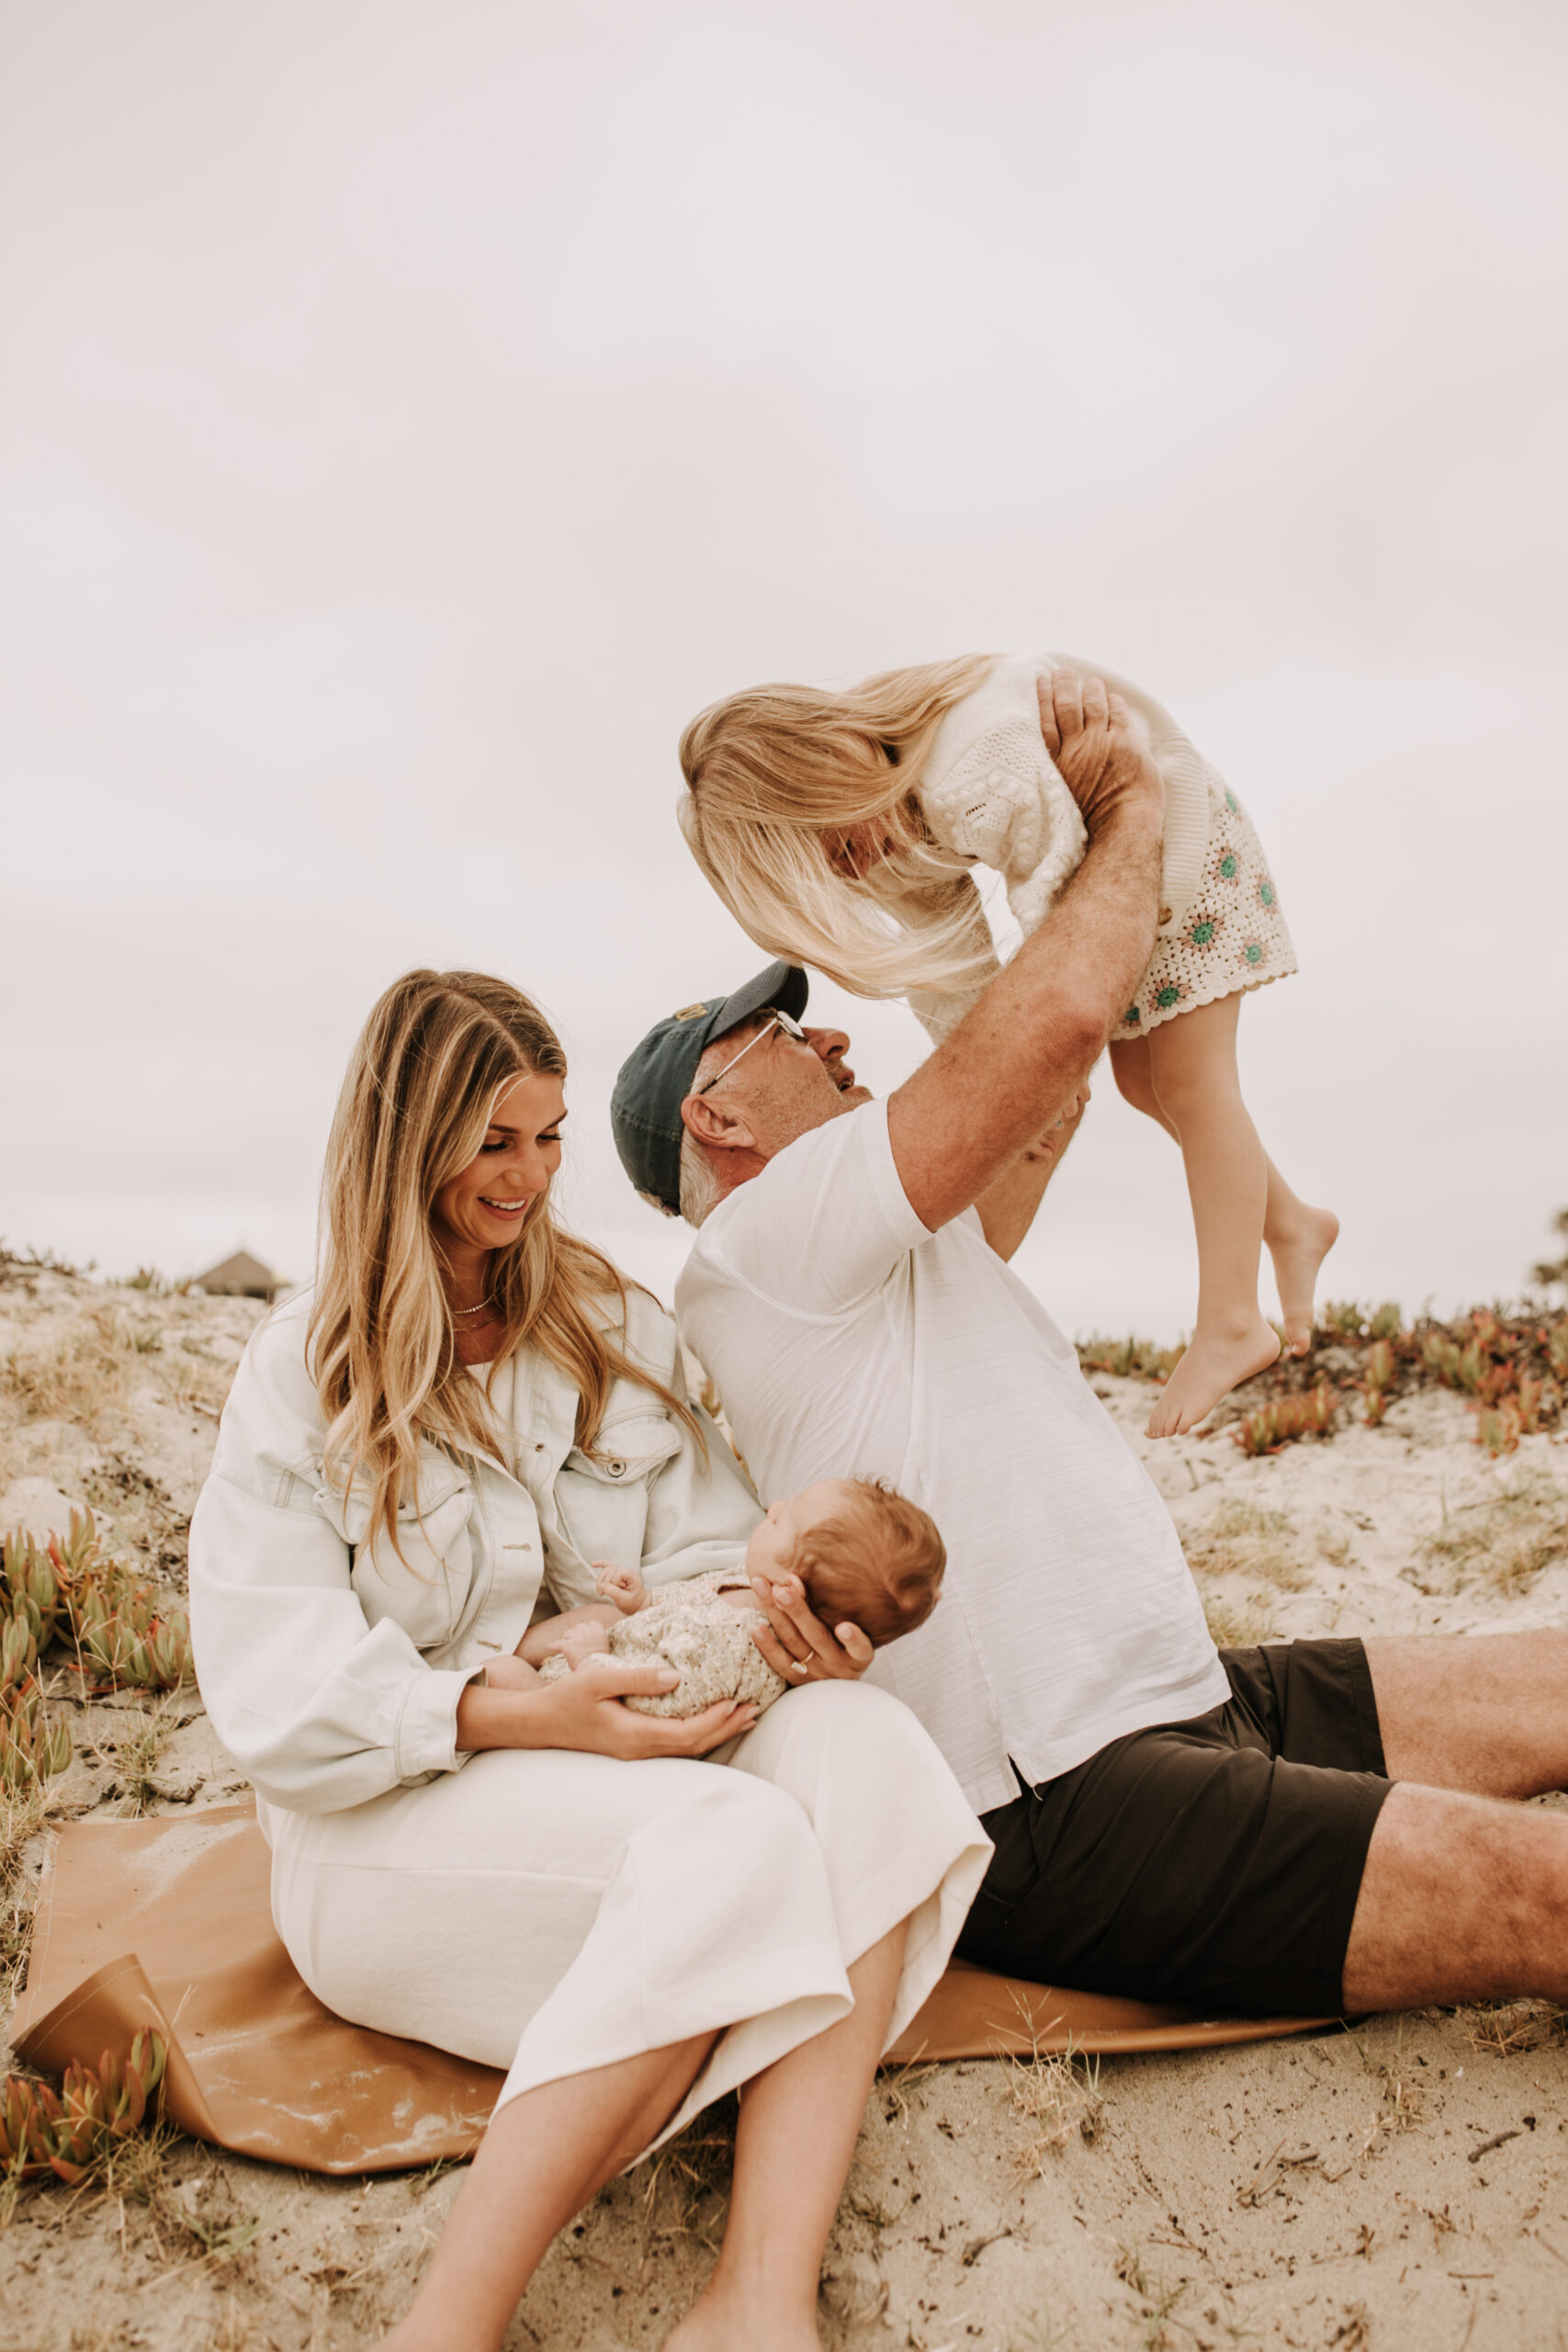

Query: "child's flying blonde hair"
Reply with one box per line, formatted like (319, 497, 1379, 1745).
(678, 655, 1001, 1002)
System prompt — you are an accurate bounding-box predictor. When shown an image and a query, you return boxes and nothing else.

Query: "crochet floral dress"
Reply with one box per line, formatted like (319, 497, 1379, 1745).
(1112, 779, 1295, 1041)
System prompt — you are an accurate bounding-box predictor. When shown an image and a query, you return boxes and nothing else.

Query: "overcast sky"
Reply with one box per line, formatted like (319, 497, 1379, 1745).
(3, 0, 1564, 1340)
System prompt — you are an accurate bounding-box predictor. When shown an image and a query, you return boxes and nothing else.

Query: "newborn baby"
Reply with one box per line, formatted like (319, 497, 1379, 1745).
(500, 1477, 944, 1720)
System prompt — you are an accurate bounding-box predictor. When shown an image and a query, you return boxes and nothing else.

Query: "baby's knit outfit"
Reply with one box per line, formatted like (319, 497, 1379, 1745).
(539, 1571, 789, 1720)
(908, 652, 1295, 1042)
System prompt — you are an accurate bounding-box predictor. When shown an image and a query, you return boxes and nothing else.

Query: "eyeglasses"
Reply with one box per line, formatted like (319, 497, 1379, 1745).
(695, 1008, 807, 1095)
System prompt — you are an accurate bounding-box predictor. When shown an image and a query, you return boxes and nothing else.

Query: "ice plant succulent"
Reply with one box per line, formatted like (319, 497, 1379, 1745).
(0, 1528, 61, 1649)
(0, 2030, 166, 2185)
(1360, 1340, 1396, 1427)
(68, 1568, 193, 1692)
(0, 1678, 73, 1787)
(1233, 1385, 1337, 1457)
(0, 1610, 39, 1696)
(36, 1507, 194, 1693)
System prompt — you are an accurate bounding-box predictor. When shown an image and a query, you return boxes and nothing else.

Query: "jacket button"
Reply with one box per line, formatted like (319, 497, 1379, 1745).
(608, 1461, 626, 1477)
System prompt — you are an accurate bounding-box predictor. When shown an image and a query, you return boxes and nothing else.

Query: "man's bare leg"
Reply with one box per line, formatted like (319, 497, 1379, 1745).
(1342, 1782, 1568, 2008)
(1338, 1633, 1568, 2010)
(1368, 1630, 1568, 1798)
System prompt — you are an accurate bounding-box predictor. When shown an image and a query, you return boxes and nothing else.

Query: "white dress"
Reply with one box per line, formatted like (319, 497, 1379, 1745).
(189, 1292, 989, 2150)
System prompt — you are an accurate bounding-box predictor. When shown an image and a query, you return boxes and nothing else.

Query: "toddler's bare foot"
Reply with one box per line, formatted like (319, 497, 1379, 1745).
(664, 2281, 820, 2352)
(1145, 1317, 1280, 1438)
(1268, 1204, 1339, 1355)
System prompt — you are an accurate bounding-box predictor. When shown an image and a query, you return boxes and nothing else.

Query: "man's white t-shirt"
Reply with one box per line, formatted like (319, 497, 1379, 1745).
(676, 1099, 1229, 1817)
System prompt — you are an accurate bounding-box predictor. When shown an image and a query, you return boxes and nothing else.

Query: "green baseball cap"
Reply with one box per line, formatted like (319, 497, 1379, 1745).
(612, 958, 810, 1216)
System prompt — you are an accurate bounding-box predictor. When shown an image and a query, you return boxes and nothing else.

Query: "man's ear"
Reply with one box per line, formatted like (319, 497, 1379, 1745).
(681, 1091, 758, 1154)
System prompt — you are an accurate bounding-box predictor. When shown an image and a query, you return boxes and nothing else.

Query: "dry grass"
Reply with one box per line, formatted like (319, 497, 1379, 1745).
(637, 2093, 739, 2249)
(1346, 2021, 1425, 2159)
(1007, 2031, 1105, 2180)
(1418, 1469, 1568, 1597)
(99, 1696, 177, 1817)
(1461, 1998, 1568, 2059)
(1184, 1498, 1306, 1591)
(1201, 1594, 1278, 1646)
(1114, 2241, 1190, 2350)
(0, 1301, 236, 1441)
(1, 1306, 136, 1430)
(0, 1775, 50, 2015)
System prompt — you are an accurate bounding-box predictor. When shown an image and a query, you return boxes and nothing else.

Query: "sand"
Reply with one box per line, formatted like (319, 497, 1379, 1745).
(3, 1258, 1567, 2351)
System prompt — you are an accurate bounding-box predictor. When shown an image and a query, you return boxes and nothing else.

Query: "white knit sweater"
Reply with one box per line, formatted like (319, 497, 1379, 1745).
(908, 652, 1218, 1041)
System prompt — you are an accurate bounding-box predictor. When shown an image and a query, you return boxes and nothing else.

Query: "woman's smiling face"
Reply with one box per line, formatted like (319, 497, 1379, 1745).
(430, 1069, 568, 1263)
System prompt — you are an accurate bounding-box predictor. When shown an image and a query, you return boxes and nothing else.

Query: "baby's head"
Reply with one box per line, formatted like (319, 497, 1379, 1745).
(746, 1476, 945, 1647)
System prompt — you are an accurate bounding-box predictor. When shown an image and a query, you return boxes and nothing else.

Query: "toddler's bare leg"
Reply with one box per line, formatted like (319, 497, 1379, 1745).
(1112, 1038, 1336, 1355)
(1108, 1036, 1179, 1139)
(1143, 993, 1279, 1437)
(1262, 1154, 1339, 1355)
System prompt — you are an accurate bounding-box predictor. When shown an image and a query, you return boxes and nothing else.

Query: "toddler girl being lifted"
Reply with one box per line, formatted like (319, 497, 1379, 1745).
(677, 654, 1337, 1438)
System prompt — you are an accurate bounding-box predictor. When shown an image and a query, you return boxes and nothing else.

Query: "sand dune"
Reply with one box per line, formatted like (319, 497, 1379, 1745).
(2, 1257, 1566, 2351)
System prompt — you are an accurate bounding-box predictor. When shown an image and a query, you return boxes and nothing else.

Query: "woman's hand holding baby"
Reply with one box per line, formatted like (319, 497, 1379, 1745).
(457, 1662, 759, 1761)
(749, 1571, 874, 1686)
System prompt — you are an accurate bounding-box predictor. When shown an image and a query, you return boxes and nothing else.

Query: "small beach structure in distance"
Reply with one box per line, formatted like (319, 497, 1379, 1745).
(192, 1249, 286, 1303)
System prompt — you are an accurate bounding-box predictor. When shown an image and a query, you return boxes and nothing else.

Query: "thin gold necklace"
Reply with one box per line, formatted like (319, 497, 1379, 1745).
(451, 1295, 494, 1319)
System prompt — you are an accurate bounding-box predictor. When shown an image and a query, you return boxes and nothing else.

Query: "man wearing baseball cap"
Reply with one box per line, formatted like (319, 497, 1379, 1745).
(612, 671, 1568, 2033)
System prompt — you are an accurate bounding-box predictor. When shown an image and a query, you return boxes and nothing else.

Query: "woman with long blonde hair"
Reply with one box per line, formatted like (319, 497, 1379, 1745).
(189, 967, 987, 2352)
(680, 657, 1338, 1440)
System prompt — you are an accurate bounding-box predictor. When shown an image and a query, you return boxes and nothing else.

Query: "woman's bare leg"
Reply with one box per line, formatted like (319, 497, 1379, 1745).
(1144, 993, 1280, 1437)
(665, 1918, 910, 2352)
(378, 2031, 718, 2352)
(1114, 1033, 1337, 1359)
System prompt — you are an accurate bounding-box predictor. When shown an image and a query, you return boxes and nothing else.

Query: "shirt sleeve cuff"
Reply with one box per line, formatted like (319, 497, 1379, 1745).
(394, 1662, 488, 1781)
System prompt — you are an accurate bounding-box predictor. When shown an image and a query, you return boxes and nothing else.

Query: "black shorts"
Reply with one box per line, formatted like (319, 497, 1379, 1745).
(955, 1640, 1392, 2017)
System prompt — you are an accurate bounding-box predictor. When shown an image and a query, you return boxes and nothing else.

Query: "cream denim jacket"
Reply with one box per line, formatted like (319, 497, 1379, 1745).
(188, 1286, 763, 1816)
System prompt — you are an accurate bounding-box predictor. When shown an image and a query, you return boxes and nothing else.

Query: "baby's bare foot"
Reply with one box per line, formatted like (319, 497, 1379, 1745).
(1268, 1204, 1339, 1355)
(1145, 1317, 1281, 1439)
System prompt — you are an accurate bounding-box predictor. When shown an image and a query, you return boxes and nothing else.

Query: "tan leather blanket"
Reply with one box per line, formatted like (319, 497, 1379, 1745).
(10, 1804, 1327, 2176)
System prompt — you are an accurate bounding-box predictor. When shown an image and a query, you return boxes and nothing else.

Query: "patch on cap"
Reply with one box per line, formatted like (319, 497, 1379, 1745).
(672, 1001, 709, 1022)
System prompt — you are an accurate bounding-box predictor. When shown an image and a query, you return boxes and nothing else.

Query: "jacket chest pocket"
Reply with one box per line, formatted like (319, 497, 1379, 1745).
(553, 1411, 682, 1566)
(316, 1460, 475, 1654)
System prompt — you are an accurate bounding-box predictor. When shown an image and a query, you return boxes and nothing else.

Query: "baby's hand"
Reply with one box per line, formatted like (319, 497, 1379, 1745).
(594, 1561, 648, 1615)
(560, 1620, 615, 1669)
